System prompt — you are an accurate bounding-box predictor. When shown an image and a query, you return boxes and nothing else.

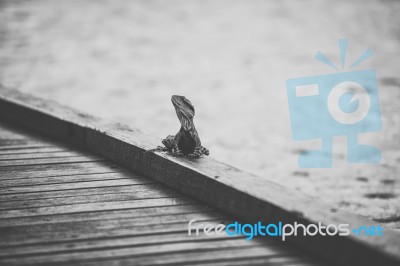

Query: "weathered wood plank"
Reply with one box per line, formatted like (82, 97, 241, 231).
(81, 247, 316, 266)
(0, 232, 248, 258)
(0, 178, 148, 194)
(0, 197, 194, 219)
(0, 155, 104, 167)
(0, 150, 95, 160)
(0, 86, 399, 266)
(0, 144, 52, 150)
(0, 146, 67, 155)
(0, 183, 159, 202)
(0, 161, 124, 179)
(0, 204, 213, 227)
(0, 172, 130, 187)
(0, 238, 263, 265)
(0, 185, 178, 210)
(0, 214, 225, 246)
(0, 139, 44, 147)
(1, 212, 225, 239)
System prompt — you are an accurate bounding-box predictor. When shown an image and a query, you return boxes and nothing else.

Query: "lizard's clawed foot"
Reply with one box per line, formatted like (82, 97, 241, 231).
(172, 146, 184, 157)
(201, 146, 209, 156)
(188, 146, 209, 158)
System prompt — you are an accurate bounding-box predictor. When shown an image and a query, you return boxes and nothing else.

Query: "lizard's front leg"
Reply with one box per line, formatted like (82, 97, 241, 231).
(160, 134, 183, 156)
(160, 135, 175, 152)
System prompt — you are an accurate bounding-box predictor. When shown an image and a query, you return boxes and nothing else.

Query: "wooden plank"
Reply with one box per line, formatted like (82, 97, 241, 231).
(0, 204, 213, 227)
(0, 155, 104, 167)
(0, 214, 225, 246)
(0, 146, 67, 155)
(80, 247, 316, 266)
(0, 150, 95, 160)
(0, 86, 399, 266)
(0, 185, 178, 210)
(0, 144, 52, 150)
(0, 172, 131, 187)
(0, 232, 249, 258)
(0, 138, 48, 147)
(0, 178, 148, 194)
(0, 183, 170, 203)
(2, 247, 304, 266)
(0, 238, 262, 264)
(0, 186, 179, 210)
(0, 212, 225, 239)
(0, 238, 266, 265)
(0, 161, 125, 179)
(0, 197, 194, 219)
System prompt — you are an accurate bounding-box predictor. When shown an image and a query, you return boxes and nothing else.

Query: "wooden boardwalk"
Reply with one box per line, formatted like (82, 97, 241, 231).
(1, 87, 400, 266)
(0, 122, 325, 265)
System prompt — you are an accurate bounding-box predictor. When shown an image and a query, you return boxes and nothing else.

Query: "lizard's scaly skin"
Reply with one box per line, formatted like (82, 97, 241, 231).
(159, 95, 209, 158)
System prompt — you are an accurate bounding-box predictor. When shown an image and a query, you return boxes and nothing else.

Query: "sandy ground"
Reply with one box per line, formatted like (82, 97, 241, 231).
(0, 0, 399, 229)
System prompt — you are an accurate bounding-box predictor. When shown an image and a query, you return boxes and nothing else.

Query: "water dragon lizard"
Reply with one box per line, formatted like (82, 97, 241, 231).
(153, 95, 209, 158)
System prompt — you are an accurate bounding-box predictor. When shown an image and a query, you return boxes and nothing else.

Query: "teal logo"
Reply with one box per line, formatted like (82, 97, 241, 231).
(287, 39, 382, 168)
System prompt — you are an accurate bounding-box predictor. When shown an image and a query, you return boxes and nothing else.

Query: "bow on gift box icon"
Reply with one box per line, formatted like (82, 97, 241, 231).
(286, 39, 382, 168)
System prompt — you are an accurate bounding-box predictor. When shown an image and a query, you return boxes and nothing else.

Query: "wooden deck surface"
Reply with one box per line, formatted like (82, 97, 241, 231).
(0, 122, 326, 265)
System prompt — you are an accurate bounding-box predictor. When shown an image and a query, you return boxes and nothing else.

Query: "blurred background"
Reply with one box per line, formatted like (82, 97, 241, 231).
(0, 0, 399, 229)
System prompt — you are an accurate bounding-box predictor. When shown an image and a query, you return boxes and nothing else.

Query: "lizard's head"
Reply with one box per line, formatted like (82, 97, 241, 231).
(171, 95, 195, 131)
